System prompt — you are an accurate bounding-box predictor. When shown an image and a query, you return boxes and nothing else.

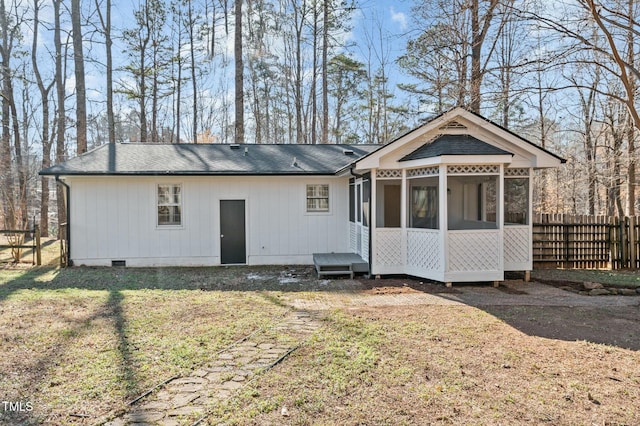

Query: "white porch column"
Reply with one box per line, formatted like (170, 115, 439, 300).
(371, 169, 377, 274)
(400, 168, 407, 268)
(439, 164, 448, 273)
(497, 164, 505, 273)
(528, 167, 534, 273)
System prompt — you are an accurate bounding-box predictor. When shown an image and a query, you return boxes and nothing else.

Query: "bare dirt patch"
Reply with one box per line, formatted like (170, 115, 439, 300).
(358, 277, 460, 295)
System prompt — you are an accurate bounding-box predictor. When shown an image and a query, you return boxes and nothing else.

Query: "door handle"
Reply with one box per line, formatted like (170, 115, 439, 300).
(221, 234, 224, 238)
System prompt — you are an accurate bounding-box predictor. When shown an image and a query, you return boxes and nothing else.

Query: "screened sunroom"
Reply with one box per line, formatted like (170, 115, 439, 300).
(350, 108, 564, 285)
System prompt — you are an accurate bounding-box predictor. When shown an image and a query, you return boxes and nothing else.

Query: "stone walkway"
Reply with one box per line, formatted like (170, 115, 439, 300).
(102, 310, 322, 426)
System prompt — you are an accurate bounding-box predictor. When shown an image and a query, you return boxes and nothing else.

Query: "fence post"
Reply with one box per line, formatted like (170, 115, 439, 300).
(35, 224, 41, 266)
(564, 215, 570, 269)
(630, 216, 637, 270)
(610, 216, 617, 270)
(622, 217, 629, 268)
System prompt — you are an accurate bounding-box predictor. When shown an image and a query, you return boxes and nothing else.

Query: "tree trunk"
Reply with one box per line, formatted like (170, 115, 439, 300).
(321, 0, 329, 144)
(310, 0, 318, 144)
(628, 119, 636, 215)
(470, 0, 481, 112)
(234, 0, 244, 143)
(54, 0, 67, 227)
(626, 0, 636, 215)
(9, 73, 26, 228)
(71, 0, 87, 154)
(188, 0, 198, 144)
(95, 0, 115, 144)
(469, 0, 498, 113)
(175, 5, 182, 143)
(0, 0, 15, 228)
(294, 0, 305, 144)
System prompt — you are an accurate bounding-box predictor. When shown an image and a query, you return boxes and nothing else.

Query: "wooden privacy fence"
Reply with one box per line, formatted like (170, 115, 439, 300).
(532, 214, 640, 270)
(0, 225, 42, 265)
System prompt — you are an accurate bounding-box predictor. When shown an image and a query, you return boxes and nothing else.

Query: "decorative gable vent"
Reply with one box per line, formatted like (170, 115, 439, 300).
(439, 120, 467, 130)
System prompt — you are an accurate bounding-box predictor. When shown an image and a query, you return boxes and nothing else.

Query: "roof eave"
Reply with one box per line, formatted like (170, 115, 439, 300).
(39, 171, 343, 177)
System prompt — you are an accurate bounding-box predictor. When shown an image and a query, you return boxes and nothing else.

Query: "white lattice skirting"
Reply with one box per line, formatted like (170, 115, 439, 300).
(349, 222, 357, 253)
(361, 227, 369, 261)
(504, 226, 531, 268)
(375, 229, 403, 267)
(448, 231, 500, 272)
(407, 229, 441, 271)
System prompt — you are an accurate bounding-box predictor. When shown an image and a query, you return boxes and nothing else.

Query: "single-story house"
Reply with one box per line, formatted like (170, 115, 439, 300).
(40, 107, 564, 284)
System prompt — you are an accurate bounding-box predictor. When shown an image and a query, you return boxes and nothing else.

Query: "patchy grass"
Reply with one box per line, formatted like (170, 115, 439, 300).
(532, 268, 640, 288)
(0, 266, 289, 425)
(218, 305, 640, 425)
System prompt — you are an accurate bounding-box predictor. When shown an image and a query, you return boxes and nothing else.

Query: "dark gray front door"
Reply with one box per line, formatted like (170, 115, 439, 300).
(220, 200, 246, 264)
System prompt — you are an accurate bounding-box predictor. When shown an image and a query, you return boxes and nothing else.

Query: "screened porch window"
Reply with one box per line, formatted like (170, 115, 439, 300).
(157, 184, 182, 226)
(448, 175, 497, 230)
(505, 178, 529, 225)
(307, 184, 329, 212)
(409, 177, 439, 229)
(349, 182, 355, 221)
(375, 180, 401, 228)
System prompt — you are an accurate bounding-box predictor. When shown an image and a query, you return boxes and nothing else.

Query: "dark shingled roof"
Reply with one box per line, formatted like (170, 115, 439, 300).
(40, 143, 381, 176)
(399, 135, 513, 161)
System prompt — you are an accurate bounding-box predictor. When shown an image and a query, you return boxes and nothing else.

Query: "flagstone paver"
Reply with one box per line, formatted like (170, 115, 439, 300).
(103, 310, 322, 425)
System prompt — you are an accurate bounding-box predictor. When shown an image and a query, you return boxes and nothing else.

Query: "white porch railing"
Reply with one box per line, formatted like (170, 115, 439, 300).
(374, 228, 510, 280)
(375, 228, 403, 268)
(448, 230, 500, 272)
(350, 222, 369, 261)
(361, 226, 369, 262)
(374, 228, 441, 275)
(349, 222, 357, 253)
(504, 226, 531, 270)
(407, 229, 441, 271)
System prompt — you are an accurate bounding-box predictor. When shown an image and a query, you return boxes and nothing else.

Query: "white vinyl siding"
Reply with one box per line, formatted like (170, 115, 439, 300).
(68, 176, 349, 266)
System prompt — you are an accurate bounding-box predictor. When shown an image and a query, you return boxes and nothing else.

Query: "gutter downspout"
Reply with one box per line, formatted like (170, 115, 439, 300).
(55, 176, 72, 266)
(349, 164, 364, 180)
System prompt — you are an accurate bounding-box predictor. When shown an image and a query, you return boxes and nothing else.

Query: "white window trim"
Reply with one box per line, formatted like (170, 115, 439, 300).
(156, 183, 185, 229)
(305, 183, 332, 215)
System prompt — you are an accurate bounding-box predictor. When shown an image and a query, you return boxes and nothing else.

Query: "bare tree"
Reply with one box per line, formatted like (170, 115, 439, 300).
(0, 0, 15, 227)
(235, 0, 244, 143)
(71, 0, 87, 154)
(32, 0, 55, 236)
(186, 0, 198, 144)
(400, 0, 507, 114)
(96, 0, 115, 144)
(53, 0, 67, 226)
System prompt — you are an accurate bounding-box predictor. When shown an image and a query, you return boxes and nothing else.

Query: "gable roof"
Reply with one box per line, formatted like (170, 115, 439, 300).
(353, 107, 565, 171)
(399, 135, 513, 161)
(40, 143, 381, 176)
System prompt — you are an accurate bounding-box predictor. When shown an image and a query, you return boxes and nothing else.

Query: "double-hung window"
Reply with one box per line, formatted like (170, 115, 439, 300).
(306, 184, 329, 212)
(157, 184, 182, 226)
